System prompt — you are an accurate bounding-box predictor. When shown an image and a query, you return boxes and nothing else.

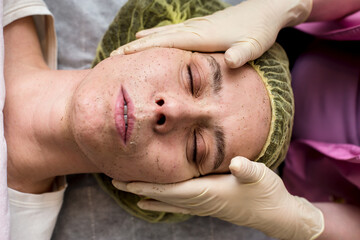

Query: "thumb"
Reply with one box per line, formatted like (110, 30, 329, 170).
(229, 156, 266, 184)
(224, 42, 261, 68)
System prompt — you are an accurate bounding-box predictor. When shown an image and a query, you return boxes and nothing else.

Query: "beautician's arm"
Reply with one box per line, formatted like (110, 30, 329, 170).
(312, 202, 360, 240)
(113, 157, 326, 240)
(113, 157, 360, 240)
(112, 0, 360, 68)
(308, 0, 360, 21)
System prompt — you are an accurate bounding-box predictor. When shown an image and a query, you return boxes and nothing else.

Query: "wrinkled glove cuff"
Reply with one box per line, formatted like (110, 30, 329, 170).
(292, 196, 325, 240)
(284, 0, 313, 27)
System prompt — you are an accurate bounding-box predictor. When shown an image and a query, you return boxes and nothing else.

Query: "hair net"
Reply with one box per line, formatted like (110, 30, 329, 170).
(92, 0, 294, 223)
(92, 0, 229, 66)
(249, 44, 294, 169)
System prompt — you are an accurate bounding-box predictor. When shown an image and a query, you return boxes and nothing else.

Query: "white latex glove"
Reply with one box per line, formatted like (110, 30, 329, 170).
(113, 157, 324, 240)
(111, 0, 312, 68)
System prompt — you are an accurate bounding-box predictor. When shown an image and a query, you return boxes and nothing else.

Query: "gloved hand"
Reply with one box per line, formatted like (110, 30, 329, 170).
(111, 0, 312, 68)
(113, 156, 324, 240)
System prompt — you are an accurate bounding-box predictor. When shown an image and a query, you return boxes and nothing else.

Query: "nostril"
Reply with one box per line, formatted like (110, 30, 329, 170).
(156, 99, 164, 106)
(157, 114, 166, 125)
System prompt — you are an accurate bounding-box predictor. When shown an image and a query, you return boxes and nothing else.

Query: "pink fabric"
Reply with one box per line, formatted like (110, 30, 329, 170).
(283, 13, 360, 205)
(296, 11, 360, 40)
(0, 0, 11, 239)
(283, 140, 360, 205)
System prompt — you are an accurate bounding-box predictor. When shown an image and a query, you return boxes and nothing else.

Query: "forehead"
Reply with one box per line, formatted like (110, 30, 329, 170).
(202, 56, 271, 173)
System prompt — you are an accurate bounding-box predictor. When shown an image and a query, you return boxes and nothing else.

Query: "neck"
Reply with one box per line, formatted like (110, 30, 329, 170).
(6, 68, 99, 193)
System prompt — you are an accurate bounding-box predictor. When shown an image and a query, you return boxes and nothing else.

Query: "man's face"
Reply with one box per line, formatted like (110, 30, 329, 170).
(71, 48, 271, 183)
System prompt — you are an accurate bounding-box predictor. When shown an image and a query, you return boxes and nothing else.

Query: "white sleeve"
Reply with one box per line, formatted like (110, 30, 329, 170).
(8, 177, 67, 240)
(3, 0, 57, 69)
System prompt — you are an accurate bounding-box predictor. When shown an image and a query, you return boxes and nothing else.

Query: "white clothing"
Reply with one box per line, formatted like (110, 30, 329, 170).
(3, 0, 64, 239)
(8, 177, 66, 240)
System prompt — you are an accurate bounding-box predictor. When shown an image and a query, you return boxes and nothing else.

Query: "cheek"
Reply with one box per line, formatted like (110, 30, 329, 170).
(117, 142, 193, 183)
(141, 147, 190, 183)
(71, 90, 121, 160)
(145, 156, 184, 183)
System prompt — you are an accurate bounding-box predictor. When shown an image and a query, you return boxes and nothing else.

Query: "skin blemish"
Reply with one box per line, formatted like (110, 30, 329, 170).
(155, 157, 165, 173)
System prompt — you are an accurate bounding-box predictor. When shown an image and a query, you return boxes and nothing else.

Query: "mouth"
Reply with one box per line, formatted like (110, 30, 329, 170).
(115, 86, 135, 145)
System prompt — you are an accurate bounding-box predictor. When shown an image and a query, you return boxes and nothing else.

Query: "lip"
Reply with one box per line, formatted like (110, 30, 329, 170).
(115, 86, 135, 145)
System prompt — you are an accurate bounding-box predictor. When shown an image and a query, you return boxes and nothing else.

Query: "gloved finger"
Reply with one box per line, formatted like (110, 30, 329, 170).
(110, 48, 125, 57)
(110, 32, 171, 56)
(111, 25, 191, 56)
(135, 23, 184, 38)
(112, 180, 129, 191)
(126, 178, 207, 200)
(122, 33, 177, 54)
(123, 30, 208, 54)
(137, 199, 191, 214)
(224, 39, 262, 68)
(135, 16, 210, 39)
(229, 156, 266, 184)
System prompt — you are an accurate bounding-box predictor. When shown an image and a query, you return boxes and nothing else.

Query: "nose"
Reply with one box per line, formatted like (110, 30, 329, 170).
(153, 96, 209, 134)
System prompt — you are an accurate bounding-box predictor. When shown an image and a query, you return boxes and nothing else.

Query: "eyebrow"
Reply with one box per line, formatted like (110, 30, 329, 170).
(213, 125, 226, 170)
(206, 56, 223, 94)
(203, 55, 225, 170)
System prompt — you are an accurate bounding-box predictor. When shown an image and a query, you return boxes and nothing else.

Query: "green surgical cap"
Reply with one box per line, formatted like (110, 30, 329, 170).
(249, 44, 294, 169)
(92, 0, 294, 223)
(92, 0, 229, 65)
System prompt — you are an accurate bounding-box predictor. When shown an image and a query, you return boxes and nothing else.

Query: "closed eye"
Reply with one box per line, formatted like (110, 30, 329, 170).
(187, 65, 194, 95)
(193, 129, 197, 163)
